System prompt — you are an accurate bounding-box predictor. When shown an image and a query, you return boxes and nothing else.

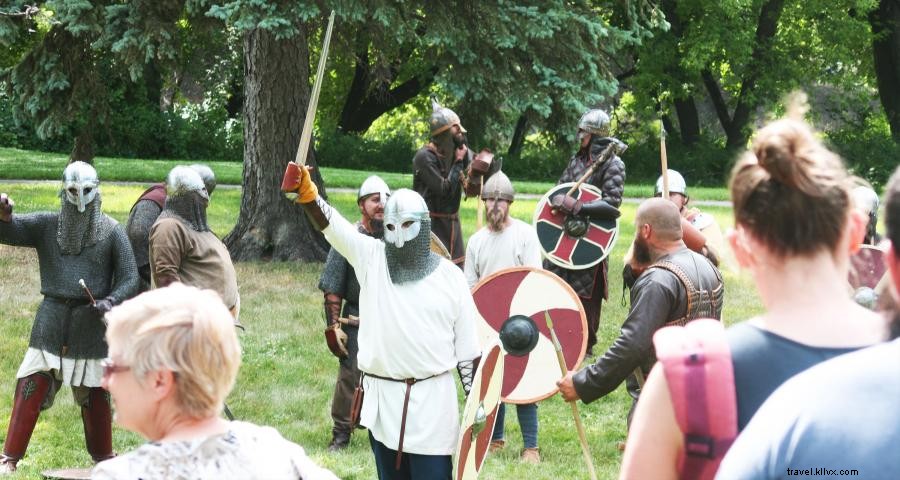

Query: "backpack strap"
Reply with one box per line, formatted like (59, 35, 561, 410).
(653, 319, 737, 480)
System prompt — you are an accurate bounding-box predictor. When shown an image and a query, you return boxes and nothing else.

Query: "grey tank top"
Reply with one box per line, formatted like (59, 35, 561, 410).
(727, 322, 863, 430)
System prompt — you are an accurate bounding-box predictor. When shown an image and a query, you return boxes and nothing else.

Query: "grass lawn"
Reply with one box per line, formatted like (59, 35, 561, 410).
(0, 147, 734, 201)
(0, 181, 761, 479)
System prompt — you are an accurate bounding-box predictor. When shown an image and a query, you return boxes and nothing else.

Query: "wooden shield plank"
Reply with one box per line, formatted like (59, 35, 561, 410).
(455, 342, 504, 480)
(472, 267, 587, 404)
(534, 183, 619, 270)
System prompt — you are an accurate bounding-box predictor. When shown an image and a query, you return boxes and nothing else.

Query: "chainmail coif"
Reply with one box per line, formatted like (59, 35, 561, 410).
(384, 218, 441, 284)
(57, 192, 113, 255)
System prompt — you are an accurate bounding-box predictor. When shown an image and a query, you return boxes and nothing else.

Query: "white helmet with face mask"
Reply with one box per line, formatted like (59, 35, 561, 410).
(382, 189, 440, 283)
(62, 161, 99, 213)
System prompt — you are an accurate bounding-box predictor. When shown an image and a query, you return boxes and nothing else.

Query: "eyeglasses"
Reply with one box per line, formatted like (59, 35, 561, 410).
(100, 358, 131, 378)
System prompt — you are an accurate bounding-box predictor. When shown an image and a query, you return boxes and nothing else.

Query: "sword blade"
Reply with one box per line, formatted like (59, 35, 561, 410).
(294, 11, 336, 166)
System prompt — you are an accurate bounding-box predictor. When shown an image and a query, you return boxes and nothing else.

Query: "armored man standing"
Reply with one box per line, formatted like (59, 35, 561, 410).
(0, 162, 139, 472)
(283, 163, 480, 480)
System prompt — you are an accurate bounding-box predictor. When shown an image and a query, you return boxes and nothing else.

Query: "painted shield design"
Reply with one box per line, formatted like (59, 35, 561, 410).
(849, 244, 887, 289)
(533, 182, 619, 269)
(455, 341, 504, 480)
(472, 267, 587, 404)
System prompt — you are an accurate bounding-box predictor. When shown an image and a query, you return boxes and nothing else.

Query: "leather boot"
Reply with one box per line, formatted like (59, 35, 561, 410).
(327, 427, 351, 452)
(82, 387, 114, 462)
(1, 374, 53, 473)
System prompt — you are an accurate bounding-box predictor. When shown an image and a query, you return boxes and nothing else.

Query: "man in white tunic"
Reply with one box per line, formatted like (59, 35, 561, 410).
(282, 163, 480, 480)
(463, 171, 545, 463)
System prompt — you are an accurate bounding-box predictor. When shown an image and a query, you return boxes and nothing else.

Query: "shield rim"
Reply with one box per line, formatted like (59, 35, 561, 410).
(533, 182, 620, 270)
(455, 342, 504, 480)
(472, 266, 588, 404)
(849, 243, 888, 289)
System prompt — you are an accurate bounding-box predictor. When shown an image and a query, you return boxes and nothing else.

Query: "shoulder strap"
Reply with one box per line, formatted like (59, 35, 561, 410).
(653, 319, 737, 480)
(647, 260, 696, 315)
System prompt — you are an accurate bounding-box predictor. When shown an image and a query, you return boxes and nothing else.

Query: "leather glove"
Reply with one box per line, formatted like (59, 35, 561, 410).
(0, 193, 13, 223)
(92, 298, 114, 315)
(551, 194, 582, 216)
(325, 322, 349, 358)
(464, 173, 482, 198)
(280, 162, 318, 204)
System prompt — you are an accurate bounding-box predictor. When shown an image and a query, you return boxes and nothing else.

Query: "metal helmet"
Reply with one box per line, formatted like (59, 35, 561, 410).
(577, 108, 610, 137)
(429, 97, 466, 136)
(498, 315, 540, 357)
(62, 161, 100, 213)
(481, 171, 515, 202)
(851, 185, 879, 215)
(166, 166, 208, 199)
(383, 188, 429, 249)
(189, 164, 217, 196)
(655, 169, 687, 196)
(358, 175, 391, 204)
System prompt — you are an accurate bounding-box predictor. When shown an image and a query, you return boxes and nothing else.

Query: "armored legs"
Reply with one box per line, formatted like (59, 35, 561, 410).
(0, 373, 52, 473)
(0, 374, 112, 473)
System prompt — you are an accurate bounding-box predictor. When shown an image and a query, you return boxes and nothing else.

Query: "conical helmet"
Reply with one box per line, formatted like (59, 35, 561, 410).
(482, 171, 515, 202)
(577, 108, 610, 137)
(429, 97, 467, 136)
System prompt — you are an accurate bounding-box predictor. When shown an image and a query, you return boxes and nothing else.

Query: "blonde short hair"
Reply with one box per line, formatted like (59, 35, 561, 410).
(105, 283, 241, 419)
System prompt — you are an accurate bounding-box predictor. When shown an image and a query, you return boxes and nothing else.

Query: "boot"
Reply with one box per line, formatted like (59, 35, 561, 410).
(82, 387, 114, 462)
(1, 373, 53, 473)
(327, 427, 351, 452)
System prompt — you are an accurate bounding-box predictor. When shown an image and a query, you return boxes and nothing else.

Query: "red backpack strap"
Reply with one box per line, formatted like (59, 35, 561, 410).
(653, 319, 737, 480)
(132, 183, 167, 211)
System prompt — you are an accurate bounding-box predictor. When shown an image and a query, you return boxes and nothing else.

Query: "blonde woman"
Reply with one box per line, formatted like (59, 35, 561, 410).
(619, 117, 889, 480)
(92, 283, 337, 480)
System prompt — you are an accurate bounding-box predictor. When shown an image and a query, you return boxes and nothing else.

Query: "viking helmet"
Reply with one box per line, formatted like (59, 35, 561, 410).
(481, 171, 515, 202)
(62, 161, 99, 213)
(383, 189, 429, 249)
(358, 175, 391, 205)
(498, 315, 540, 357)
(577, 108, 610, 137)
(852, 185, 879, 216)
(189, 164, 217, 196)
(164, 166, 210, 232)
(429, 97, 466, 136)
(655, 169, 688, 196)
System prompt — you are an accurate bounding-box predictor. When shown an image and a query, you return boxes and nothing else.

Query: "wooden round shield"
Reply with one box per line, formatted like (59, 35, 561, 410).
(42, 468, 92, 480)
(849, 244, 887, 289)
(472, 267, 587, 404)
(533, 182, 619, 269)
(455, 341, 504, 480)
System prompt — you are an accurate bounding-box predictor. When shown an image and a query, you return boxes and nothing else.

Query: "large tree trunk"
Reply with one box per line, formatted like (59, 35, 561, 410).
(673, 97, 700, 145)
(69, 129, 95, 164)
(870, 0, 900, 143)
(224, 27, 329, 262)
(506, 114, 529, 159)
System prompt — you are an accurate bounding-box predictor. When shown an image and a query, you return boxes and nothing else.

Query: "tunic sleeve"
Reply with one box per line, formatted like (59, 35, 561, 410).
(572, 274, 675, 403)
(0, 212, 50, 248)
(320, 201, 379, 276)
(149, 219, 189, 285)
(452, 268, 481, 362)
(107, 225, 139, 305)
(521, 223, 544, 269)
(463, 234, 480, 289)
(413, 150, 463, 199)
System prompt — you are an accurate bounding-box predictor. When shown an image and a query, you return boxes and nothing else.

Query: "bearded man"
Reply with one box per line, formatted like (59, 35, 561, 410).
(546, 108, 625, 355)
(557, 198, 724, 426)
(0, 162, 139, 472)
(283, 163, 480, 480)
(413, 99, 501, 267)
(126, 164, 216, 292)
(149, 166, 239, 318)
(318, 175, 390, 451)
(463, 171, 543, 463)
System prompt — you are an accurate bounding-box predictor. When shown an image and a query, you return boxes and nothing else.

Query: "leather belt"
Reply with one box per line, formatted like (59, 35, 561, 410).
(428, 212, 459, 219)
(364, 371, 446, 470)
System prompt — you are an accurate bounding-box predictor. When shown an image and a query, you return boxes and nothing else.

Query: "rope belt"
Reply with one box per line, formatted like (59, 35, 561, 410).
(364, 371, 446, 470)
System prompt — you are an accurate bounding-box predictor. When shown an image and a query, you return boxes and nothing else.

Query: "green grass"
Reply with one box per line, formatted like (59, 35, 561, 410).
(0, 147, 734, 200)
(0, 182, 761, 479)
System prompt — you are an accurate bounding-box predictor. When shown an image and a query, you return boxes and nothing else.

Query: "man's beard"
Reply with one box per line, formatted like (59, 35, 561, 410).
(368, 218, 385, 239)
(633, 235, 652, 265)
(487, 205, 507, 231)
(453, 132, 466, 148)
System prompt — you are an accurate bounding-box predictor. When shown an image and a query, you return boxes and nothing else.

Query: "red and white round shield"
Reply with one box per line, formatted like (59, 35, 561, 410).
(472, 267, 587, 404)
(849, 244, 887, 289)
(455, 341, 504, 480)
(533, 182, 619, 270)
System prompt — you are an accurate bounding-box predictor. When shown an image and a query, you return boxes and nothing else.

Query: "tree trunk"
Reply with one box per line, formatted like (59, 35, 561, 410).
(506, 114, 529, 159)
(69, 130, 94, 164)
(870, 0, 900, 143)
(673, 97, 700, 145)
(224, 27, 329, 262)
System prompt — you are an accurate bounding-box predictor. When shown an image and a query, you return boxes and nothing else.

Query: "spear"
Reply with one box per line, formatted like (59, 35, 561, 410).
(659, 119, 669, 199)
(545, 310, 597, 480)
